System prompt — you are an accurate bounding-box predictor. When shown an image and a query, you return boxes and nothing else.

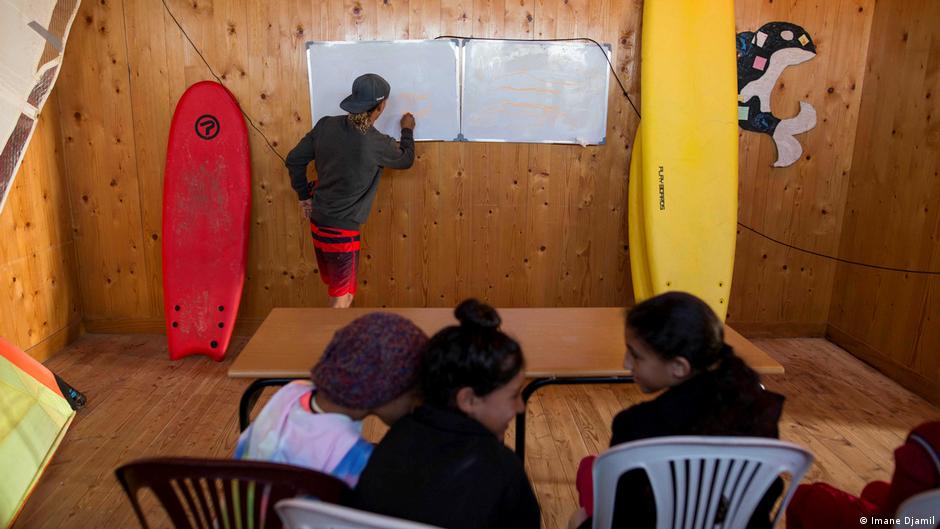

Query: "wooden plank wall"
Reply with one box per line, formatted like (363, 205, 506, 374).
(829, 0, 940, 406)
(0, 96, 83, 360)
(48, 0, 875, 335)
(733, 0, 874, 335)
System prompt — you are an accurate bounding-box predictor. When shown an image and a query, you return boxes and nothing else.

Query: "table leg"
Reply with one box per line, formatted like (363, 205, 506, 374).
(514, 376, 635, 461)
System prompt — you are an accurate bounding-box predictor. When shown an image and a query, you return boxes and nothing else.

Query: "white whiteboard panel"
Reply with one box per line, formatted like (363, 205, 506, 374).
(306, 40, 461, 141)
(461, 40, 611, 144)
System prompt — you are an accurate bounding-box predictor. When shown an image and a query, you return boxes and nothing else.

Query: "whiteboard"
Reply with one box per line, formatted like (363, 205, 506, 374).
(461, 40, 611, 144)
(306, 40, 461, 141)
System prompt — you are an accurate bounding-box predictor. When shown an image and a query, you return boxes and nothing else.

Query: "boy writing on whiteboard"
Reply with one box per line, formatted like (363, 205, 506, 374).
(286, 73, 416, 308)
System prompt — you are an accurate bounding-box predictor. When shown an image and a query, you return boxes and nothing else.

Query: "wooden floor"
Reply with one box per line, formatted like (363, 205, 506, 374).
(12, 334, 939, 529)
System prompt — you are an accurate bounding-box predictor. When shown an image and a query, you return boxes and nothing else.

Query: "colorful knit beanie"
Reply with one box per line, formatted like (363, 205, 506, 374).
(312, 312, 428, 409)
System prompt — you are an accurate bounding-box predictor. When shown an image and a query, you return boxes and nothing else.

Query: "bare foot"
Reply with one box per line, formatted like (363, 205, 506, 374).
(329, 293, 354, 308)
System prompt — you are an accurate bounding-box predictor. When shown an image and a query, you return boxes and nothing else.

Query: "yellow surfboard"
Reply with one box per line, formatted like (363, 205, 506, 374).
(628, 0, 739, 320)
(628, 128, 654, 302)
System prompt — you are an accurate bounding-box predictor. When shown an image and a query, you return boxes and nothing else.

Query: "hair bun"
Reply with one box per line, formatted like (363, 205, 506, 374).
(454, 298, 501, 329)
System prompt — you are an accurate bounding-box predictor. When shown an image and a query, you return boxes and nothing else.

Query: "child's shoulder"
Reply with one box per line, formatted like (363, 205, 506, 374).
(272, 379, 314, 399)
(610, 397, 676, 445)
(278, 379, 314, 390)
(613, 397, 659, 425)
(395, 408, 521, 468)
(612, 400, 651, 426)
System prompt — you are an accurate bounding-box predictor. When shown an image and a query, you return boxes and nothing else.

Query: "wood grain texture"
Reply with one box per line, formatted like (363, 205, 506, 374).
(0, 95, 83, 359)
(829, 0, 940, 406)
(56, 0, 153, 320)
(45, 0, 875, 334)
(729, 0, 875, 330)
(11, 334, 939, 528)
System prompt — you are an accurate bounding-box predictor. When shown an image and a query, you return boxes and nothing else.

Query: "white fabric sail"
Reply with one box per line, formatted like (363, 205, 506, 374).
(0, 0, 80, 214)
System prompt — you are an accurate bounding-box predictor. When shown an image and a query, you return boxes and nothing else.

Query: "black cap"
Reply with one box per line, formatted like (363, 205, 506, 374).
(340, 73, 391, 114)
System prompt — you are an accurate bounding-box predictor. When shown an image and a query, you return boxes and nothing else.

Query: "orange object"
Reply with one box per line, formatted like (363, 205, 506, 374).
(0, 337, 63, 398)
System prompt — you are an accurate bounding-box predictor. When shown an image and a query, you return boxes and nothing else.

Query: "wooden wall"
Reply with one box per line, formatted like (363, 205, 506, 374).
(829, 0, 940, 406)
(0, 95, 83, 360)
(733, 0, 874, 335)
(46, 0, 876, 336)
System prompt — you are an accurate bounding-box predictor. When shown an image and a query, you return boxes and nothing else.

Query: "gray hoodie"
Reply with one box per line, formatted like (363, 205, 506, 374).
(286, 115, 415, 230)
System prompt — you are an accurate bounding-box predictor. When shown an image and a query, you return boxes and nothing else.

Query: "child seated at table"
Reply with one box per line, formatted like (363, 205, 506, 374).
(786, 420, 940, 529)
(234, 312, 427, 487)
(569, 291, 786, 529)
(352, 299, 541, 529)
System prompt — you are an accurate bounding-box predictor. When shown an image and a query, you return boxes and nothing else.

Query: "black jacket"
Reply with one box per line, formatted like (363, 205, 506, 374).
(611, 355, 783, 444)
(352, 405, 541, 529)
(586, 354, 785, 529)
(285, 115, 415, 230)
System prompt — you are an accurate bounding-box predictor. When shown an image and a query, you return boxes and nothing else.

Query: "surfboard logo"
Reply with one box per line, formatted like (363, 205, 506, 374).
(736, 22, 817, 168)
(658, 166, 666, 211)
(195, 114, 220, 140)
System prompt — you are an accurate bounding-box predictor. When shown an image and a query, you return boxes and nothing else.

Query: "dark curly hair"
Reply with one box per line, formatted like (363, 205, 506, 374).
(420, 299, 525, 408)
(627, 292, 775, 435)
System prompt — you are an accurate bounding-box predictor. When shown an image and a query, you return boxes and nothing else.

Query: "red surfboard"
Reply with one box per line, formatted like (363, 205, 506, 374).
(163, 81, 250, 361)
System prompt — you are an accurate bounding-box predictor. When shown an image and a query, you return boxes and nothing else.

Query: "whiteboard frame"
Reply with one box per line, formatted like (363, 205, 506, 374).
(458, 39, 611, 145)
(304, 38, 612, 145)
(305, 39, 462, 142)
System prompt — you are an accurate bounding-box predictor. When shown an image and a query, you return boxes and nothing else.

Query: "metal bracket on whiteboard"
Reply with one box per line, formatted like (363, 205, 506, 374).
(454, 133, 466, 142)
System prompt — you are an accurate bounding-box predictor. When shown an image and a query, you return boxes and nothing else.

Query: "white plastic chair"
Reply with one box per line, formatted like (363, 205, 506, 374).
(592, 436, 814, 529)
(276, 497, 445, 529)
(894, 488, 940, 528)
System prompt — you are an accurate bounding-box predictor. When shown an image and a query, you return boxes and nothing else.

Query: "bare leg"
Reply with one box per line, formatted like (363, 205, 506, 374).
(329, 293, 354, 308)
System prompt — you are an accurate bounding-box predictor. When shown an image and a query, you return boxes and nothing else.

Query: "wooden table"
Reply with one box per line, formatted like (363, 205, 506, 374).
(229, 307, 783, 459)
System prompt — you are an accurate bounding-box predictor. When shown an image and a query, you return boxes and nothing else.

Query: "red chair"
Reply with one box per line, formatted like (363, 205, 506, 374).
(115, 457, 350, 529)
